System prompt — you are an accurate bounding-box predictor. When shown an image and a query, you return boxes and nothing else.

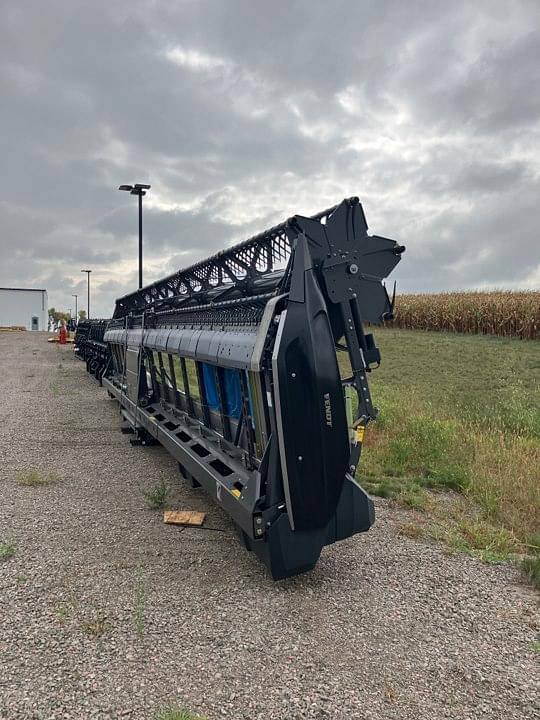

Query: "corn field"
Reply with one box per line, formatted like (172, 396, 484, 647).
(391, 291, 539, 340)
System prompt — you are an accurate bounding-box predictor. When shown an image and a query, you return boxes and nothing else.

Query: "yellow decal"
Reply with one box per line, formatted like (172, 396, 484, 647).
(231, 488, 241, 498)
(356, 425, 365, 443)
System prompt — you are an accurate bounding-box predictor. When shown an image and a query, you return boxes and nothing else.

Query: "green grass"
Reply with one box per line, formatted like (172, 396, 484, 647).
(142, 480, 170, 510)
(362, 329, 539, 437)
(398, 484, 430, 510)
(521, 532, 540, 589)
(344, 328, 540, 569)
(525, 532, 540, 553)
(447, 520, 518, 563)
(521, 556, 540, 589)
(154, 707, 205, 720)
(0, 540, 16, 561)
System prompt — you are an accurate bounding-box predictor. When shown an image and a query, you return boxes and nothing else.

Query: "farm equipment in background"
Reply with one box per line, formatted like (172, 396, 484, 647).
(76, 197, 404, 578)
(74, 319, 109, 380)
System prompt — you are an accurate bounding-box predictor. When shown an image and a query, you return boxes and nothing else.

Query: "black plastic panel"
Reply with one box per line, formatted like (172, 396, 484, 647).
(274, 266, 349, 532)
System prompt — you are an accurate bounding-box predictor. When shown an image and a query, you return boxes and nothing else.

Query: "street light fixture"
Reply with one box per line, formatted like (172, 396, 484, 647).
(118, 183, 151, 289)
(81, 270, 92, 318)
(72, 294, 78, 322)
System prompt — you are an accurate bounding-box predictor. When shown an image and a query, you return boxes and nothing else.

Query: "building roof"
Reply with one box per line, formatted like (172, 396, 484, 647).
(0, 287, 47, 293)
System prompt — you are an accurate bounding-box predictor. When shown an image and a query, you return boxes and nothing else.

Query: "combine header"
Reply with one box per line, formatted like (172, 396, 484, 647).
(74, 319, 109, 380)
(75, 197, 404, 578)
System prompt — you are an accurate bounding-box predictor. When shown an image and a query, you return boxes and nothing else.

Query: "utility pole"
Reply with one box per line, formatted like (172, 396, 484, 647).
(72, 294, 78, 321)
(118, 183, 151, 289)
(81, 270, 92, 318)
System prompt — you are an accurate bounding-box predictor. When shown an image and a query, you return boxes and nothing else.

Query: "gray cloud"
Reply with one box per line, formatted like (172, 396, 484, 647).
(0, 0, 539, 317)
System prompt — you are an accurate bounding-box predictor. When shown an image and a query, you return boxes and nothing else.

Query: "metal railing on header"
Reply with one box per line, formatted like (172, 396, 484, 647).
(112, 198, 357, 319)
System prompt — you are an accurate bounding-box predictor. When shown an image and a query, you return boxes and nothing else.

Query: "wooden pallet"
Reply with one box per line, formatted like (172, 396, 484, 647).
(163, 510, 206, 527)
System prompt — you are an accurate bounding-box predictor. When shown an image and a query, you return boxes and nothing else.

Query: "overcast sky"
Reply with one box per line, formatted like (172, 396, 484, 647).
(1, 0, 539, 317)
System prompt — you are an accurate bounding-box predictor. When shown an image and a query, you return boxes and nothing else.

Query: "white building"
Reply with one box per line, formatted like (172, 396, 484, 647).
(0, 287, 48, 331)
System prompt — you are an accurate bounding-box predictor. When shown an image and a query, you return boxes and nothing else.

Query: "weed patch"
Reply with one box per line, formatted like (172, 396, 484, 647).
(0, 540, 16, 561)
(50, 382, 62, 397)
(448, 520, 518, 562)
(521, 557, 540, 589)
(143, 480, 170, 510)
(361, 476, 432, 511)
(525, 532, 540, 554)
(397, 522, 424, 539)
(397, 484, 429, 510)
(16, 470, 61, 487)
(154, 707, 205, 720)
(55, 604, 71, 624)
(521, 536, 540, 590)
(81, 613, 111, 638)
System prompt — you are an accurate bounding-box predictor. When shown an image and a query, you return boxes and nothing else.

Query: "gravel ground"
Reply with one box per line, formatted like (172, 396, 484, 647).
(0, 332, 538, 720)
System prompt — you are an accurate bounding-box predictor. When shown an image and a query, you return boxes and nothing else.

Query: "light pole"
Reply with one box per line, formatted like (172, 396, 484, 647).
(72, 294, 78, 322)
(118, 183, 151, 289)
(81, 270, 91, 318)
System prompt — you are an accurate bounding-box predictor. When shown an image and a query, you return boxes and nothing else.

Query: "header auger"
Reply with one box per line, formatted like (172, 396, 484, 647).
(75, 197, 404, 578)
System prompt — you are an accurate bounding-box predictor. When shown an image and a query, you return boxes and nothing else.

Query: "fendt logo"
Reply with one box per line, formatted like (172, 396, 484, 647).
(324, 392, 333, 427)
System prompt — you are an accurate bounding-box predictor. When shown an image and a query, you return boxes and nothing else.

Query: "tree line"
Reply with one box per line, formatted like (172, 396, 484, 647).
(48, 308, 87, 324)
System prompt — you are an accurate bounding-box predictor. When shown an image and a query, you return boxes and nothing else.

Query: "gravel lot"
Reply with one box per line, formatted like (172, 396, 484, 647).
(0, 332, 538, 720)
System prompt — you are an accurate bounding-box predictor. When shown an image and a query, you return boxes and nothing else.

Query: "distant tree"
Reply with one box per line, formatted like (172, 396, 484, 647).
(48, 308, 70, 324)
(78, 309, 87, 320)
